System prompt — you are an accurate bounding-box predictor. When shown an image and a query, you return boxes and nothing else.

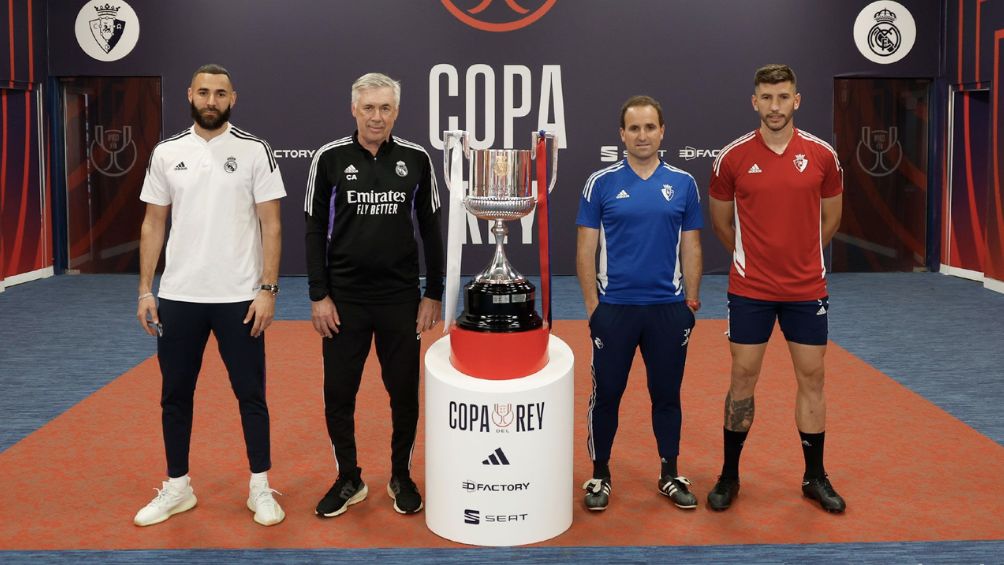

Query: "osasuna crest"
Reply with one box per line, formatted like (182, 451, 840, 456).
(395, 160, 408, 177)
(75, 1, 140, 62)
(89, 3, 125, 54)
(661, 184, 674, 202)
(793, 154, 808, 173)
(224, 156, 238, 173)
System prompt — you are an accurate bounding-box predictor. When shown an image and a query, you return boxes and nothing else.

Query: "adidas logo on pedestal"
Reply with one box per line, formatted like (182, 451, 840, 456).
(482, 447, 511, 465)
(174, 162, 187, 171)
(748, 163, 762, 174)
(615, 189, 630, 199)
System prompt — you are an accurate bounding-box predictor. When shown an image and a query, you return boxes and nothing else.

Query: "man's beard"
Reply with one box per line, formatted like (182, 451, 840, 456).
(190, 102, 231, 130)
(762, 113, 792, 132)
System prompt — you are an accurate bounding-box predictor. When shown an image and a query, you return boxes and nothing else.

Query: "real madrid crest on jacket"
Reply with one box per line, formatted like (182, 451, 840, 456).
(304, 132, 444, 304)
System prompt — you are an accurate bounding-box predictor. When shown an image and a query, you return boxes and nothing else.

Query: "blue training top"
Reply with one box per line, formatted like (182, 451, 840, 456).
(576, 159, 703, 305)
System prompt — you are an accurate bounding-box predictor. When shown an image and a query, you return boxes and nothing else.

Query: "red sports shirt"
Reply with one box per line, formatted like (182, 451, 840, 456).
(709, 128, 843, 301)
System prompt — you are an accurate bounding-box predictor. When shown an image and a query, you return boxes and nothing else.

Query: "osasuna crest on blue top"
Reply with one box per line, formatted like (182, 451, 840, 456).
(661, 184, 674, 202)
(89, 3, 125, 54)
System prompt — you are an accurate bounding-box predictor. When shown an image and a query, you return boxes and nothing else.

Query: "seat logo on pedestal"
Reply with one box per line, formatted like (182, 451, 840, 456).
(463, 508, 528, 524)
(464, 509, 480, 524)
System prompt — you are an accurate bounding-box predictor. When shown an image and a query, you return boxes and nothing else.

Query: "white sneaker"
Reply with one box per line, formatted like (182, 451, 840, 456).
(133, 478, 197, 526)
(248, 480, 285, 526)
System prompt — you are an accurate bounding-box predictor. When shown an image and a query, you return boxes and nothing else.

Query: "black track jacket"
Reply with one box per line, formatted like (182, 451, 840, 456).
(305, 132, 444, 304)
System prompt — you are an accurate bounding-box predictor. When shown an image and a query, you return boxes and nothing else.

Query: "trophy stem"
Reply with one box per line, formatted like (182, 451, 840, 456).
(475, 219, 525, 283)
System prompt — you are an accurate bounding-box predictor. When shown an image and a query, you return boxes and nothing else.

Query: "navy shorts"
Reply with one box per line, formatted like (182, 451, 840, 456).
(727, 293, 829, 346)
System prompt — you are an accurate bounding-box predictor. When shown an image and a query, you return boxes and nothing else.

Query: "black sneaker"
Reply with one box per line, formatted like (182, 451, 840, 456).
(707, 476, 740, 511)
(387, 475, 423, 514)
(802, 475, 846, 513)
(658, 475, 697, 509)
(315, 475, 368, 518)
(582, 477, 611, 511)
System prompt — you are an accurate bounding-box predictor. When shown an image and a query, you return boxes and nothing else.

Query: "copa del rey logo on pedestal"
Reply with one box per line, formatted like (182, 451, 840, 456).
(441, 0, 556, 32)
(75, 1, 140, 62)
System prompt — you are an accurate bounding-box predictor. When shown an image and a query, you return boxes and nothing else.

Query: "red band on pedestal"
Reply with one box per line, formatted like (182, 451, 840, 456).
(449, 325, 549, 379)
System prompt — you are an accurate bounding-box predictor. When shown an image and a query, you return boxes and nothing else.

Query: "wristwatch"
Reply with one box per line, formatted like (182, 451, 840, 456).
(259, 283, 280, 296)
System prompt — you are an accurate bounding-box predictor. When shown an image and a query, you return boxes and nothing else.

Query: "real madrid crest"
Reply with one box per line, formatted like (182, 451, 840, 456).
(224, 156, 238, 173)
(852, 1, 916, 65)
(661, 184, 674, 202)
(793, 154, 808, 173)
(395, 160, 408, 177)
(867, 8, 900, 57)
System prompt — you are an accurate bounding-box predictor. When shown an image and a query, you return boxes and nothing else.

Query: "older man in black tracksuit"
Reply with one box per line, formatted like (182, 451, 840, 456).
(305, 72, 444, 518)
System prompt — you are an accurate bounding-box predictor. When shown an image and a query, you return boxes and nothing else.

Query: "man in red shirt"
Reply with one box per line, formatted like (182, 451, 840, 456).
(707, 64, 845, 513)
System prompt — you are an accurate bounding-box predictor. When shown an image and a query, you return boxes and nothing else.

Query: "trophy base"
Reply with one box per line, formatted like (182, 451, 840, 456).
(456, 279, 543, 332)
(449, 325, 549, 379)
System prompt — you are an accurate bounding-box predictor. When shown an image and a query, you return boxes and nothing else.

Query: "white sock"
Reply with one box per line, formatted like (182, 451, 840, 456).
(167, 475, 189, 488)
(250, 471, 269, 487)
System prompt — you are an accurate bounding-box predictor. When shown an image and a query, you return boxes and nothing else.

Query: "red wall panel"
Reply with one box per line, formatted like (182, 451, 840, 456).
(0, 88, 45, 282)
(988, 30, 1004, 285)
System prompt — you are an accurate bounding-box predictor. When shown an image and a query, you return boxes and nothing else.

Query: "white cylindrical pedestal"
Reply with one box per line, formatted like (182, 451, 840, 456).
(424, 335, 574, 546)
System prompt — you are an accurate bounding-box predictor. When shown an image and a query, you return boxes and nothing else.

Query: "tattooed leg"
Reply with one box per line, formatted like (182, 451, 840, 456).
(724, 390, 755, 432)
(725, 342, 766, 432)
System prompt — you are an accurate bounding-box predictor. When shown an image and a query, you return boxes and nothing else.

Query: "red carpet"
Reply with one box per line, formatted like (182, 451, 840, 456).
(1, 320, 1002, 549)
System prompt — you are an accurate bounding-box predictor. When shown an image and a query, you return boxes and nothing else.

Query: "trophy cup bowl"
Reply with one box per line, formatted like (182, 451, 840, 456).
(459, 147, 542, 331)
(440, 135, 551, 333)
(463, 148, 535, 222)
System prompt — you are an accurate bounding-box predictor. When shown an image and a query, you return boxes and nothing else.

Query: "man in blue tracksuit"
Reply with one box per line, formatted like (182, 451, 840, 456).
(575, 95, 704, 511)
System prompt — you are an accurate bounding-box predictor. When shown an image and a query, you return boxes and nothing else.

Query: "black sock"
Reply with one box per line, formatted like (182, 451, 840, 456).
(660, 457, 678, 478)
(592, 460, 610, 480)
(799, 430, 826, 480)
(721, 428, 749, 480)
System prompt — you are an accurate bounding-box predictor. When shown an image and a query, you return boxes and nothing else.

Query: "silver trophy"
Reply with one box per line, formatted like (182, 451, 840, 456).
(443, 130, 557, 332)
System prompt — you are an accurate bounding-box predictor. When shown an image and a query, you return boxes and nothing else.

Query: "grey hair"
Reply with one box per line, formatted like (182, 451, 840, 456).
(351, 72, 401, 107)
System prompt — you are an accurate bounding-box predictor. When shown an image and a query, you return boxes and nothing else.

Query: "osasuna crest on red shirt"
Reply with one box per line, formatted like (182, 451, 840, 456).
(793, 153, 808, 173)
